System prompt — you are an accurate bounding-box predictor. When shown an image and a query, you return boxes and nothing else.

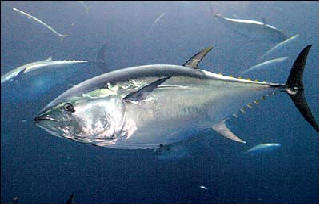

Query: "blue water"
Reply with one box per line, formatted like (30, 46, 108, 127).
(1, 2, 318, 203)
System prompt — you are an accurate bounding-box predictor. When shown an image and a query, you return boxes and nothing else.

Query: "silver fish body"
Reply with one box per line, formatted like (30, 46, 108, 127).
(1, 58, 88, 83)
(246, 143, 281, 155)
(214, 14, 288, 43)
(259, 34, 300, 61)
(242, 57, 289, 74)
(35, 64, 278, 149)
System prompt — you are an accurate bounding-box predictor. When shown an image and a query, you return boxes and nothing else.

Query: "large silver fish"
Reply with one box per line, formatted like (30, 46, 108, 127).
(1, 57, 88, 84)
(211, 9, 288, 43)
(34, 45, 318, 149)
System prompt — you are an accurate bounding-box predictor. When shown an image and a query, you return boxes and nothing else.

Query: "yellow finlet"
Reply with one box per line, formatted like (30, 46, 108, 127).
(218, 73, 222, 75)
(238, 76, 242, 79)
(240, 108, 246, 114)
(233, 113, 238, 118)
(254, 79, 258, 82)
(254, 100, 259, 104)
(247, 104, 253, 109)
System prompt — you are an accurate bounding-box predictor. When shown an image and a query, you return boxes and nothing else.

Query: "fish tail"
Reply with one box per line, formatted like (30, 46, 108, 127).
(284, 45, 319, 132)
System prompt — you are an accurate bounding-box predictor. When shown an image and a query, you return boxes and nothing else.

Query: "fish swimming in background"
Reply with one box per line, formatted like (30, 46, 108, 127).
(245, 143, 281, 155)
(199, 185, 208, 190)
(210, 8, 288, 43)
(34, 45, 318, 150)
(241, 57, 289, 74)
(78, 1, 89, 14)
(1, 57, 88, 84)
(146, 12, 167, 36)
(259, 34, 300, 61)
(12, 7, 68, 40)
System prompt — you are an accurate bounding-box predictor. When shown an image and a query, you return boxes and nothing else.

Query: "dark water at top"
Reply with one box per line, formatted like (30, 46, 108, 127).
(1, 1, 318, 204)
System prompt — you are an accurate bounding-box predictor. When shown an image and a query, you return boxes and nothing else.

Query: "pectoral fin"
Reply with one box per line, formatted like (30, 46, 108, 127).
(212, 120, 246, 144)
(124, 76, 170, 102)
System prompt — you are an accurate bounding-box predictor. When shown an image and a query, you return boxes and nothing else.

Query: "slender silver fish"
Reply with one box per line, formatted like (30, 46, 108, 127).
(241, 57, 289, 74)
(146, 12, 167, 36)
(246, 143, 281, 155)
(1, 57, 88, 83)
(211, 9, 288, 43)
(34, 45, 318, 150)
(13, 7, 68, 40)
(259, 34, 300, 61)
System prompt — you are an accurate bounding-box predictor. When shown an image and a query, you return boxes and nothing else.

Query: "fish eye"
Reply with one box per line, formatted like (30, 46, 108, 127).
(63, 103, 75, 113)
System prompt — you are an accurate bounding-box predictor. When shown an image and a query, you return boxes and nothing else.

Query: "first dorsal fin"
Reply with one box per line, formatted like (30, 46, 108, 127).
(183, 46, 214, 69)
(123, 46, 214, 102)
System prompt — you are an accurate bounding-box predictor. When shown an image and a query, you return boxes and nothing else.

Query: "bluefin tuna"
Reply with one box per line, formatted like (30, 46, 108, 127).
(211, 9, 288, 43)
(241, 57, 289, 74)
(246, 143, 281, 155)
(1, 57, 88, 84)
(34, 45, 318, 150)
(259, 34, 300, 61)
(13, 7, 68, 40)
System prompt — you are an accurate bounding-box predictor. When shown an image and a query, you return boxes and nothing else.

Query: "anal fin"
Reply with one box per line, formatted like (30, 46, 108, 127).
(212, 120, 246, 144)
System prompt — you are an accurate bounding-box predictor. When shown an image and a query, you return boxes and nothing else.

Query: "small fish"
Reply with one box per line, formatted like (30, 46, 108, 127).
(210, 8, 288, 43)
(259, 34, 300, 61)
(146, 12, 167, 36)
(246, 143, 281, 155)
(1, 57, 88, 84)
(241, 57, 289, 74)
(199, 185, 208, 190)
(13, 7, 68, 40)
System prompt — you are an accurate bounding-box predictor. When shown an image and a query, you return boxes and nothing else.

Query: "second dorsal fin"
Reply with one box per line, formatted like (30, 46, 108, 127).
(182, 46, 214, 69)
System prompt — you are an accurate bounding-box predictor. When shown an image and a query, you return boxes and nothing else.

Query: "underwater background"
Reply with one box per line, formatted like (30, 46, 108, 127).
(1, 1, 318, 203)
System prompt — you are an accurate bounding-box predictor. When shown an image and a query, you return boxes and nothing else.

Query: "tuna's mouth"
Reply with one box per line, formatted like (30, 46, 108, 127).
(34, 115, 57, 123)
